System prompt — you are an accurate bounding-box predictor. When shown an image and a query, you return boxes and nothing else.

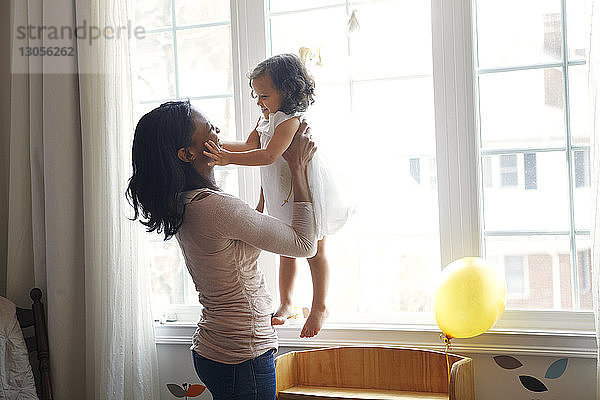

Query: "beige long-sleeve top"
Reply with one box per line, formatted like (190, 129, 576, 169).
(175, 188, 317, 364)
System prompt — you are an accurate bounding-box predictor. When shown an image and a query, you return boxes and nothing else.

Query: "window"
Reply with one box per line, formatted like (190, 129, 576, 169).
(134, 0, 592, 337)
(268, 1, 439, 320)
(134, 0, 239, 309)
(476, 0, 591, 311)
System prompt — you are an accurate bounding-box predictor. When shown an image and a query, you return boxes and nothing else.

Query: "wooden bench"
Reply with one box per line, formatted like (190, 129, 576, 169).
(275, 347, 474, 400)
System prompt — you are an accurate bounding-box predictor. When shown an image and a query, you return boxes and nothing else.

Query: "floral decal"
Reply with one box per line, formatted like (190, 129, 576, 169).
(167, 383, 206, 398)
(493, 355, 568, 393)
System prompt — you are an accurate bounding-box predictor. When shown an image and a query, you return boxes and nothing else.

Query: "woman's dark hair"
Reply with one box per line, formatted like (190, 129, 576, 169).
(248, 53, 315, 114)
(126, 100, 216, 240)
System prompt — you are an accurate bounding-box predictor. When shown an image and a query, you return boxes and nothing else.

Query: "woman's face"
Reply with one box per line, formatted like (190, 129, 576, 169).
(252, 73, 283, 115)
(189, 109, 221, 161)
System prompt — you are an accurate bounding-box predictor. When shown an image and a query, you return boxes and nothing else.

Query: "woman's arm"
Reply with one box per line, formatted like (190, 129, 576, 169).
(218, 196, 317, 258)
(217, 122, 317, 257)
(203, 118, 300, 167)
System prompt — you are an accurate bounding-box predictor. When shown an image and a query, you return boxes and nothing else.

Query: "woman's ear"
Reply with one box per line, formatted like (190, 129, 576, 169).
(177, 147, 196, 162)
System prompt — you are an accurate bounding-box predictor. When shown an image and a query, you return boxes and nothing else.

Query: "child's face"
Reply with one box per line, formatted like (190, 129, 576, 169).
(252, 74, 283, 116)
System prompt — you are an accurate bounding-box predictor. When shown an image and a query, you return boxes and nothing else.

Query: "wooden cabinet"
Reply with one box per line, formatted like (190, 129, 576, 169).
(275, 347, 474, 400)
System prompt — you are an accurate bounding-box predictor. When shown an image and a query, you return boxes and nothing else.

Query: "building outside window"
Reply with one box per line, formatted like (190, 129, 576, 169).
(504, 255, 527, 299)
(500, 154, 518, 187)
(574, 149, 590, 188)
(409, 158, 421, 184)
(524, 153, 537, 190)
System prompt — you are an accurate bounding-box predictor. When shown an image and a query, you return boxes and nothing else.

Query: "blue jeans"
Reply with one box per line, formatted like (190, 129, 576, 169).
(191, 349, 276, 400)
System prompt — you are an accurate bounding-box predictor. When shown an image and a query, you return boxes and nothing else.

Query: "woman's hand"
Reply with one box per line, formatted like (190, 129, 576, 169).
(282, 120, 316, 170)
(203, 140, 231, 167)
(281, 120, 315, 203)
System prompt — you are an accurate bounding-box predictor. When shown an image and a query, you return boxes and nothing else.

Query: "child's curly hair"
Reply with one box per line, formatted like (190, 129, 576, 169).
(248, 53, 315, 114)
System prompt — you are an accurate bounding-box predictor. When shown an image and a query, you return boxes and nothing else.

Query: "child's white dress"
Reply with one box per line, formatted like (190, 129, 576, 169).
(257, 111, 354, 240)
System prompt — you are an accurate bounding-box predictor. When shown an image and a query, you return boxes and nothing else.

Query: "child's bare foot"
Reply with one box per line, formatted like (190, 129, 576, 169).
(272, 303, 296, 325)
(300, 306, 329, 338)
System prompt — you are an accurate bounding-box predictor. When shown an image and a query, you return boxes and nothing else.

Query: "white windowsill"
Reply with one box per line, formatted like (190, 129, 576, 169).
(154, 310, 597, 358)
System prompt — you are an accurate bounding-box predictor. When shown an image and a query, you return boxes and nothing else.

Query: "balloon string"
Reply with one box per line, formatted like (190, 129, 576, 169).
(281, 183, 292, 206)
(441, 334, 452, 387)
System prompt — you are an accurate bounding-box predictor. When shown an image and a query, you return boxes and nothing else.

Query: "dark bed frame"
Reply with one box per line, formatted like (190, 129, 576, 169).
(15, 288, 53, 400)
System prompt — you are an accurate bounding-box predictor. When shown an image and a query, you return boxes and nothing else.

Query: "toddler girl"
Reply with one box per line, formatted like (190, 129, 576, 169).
(203, 53, 353, 338)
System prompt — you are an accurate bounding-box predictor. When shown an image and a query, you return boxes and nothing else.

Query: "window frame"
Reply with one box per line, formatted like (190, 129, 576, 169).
(152, 0, 595, 355)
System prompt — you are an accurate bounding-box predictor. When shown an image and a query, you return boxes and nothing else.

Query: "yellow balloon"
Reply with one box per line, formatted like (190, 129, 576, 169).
(433, 257, 507, 339)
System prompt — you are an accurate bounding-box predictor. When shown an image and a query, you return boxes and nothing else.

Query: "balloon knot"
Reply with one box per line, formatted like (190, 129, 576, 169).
(440, 333, 453, 351)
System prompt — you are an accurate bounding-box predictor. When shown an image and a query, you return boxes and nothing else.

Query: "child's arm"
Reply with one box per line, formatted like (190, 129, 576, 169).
(204, 118, 300, 167)
(221, 121, 261, 152)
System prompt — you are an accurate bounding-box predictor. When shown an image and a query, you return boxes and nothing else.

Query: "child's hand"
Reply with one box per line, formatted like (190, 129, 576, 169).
(203, 140, 231, 167)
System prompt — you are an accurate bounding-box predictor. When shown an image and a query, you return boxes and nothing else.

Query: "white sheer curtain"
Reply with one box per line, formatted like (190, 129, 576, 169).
(590, 0, 600, 397)
(75, 0, 160, 397)
(5, 0, 159, 397)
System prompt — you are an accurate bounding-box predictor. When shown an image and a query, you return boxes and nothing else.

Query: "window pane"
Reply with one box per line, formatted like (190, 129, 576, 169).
(482, 152, 570, 231)
(135, 0, 171, 30)
(175, 0, 230, 26)
(576, 236, 592, 310)
(148, 237, 186, 304)
(177, 26, 233, 97)
(485, 235, 571, 310)
(476, 0, 562, 68)
(567, 0, 587, 61)
(135, 32, 176, 100)
(568, 64, 591, 146)
(133, 0, 235, 307)
(294, 216, 441, 321)
(573, 149, 591, 231)
(214, 167, 239, 197)
(477, 0, 590, 313)
(269, 0, 439, 322)
(310, 83, 351, 133)
(269, 0, 343, 14)
(479, 69, 565, 150)
(349, 0, 432, 79)
(270, 7, 349, 85)
(191, 97, 236, 142)
(352, 78, 436, 151)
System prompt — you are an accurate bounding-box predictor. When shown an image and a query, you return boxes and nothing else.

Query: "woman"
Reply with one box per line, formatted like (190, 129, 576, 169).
(126, 100, 317, 400)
